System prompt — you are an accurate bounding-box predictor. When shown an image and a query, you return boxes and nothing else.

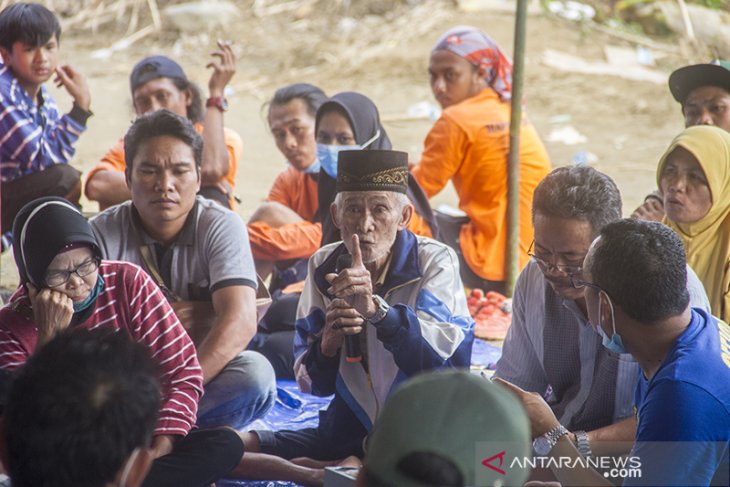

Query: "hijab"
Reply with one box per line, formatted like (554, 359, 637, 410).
(315, 92, 439, 245)
(657, 125, 730, 318)
(12, 197, 104, 322)
(432, 25, 514, 102)
(315, 91, 392, 150)
(316, 92, 392, 245)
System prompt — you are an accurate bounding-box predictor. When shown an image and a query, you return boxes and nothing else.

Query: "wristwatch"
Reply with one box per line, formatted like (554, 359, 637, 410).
(368, 294, 389, 323)
(574, 430, 592, 458)
(206, 96, 228, 112)
(533, 424, 569, 456)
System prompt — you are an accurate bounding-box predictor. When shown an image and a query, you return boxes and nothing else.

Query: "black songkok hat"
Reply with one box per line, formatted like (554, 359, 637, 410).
(336, 150, 409, 194)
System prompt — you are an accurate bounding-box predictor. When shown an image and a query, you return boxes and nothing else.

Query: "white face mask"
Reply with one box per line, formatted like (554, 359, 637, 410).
(119, 447, 141, 487)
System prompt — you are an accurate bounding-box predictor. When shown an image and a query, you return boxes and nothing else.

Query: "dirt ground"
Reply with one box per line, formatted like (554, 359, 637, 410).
(0, 0, 693, 289)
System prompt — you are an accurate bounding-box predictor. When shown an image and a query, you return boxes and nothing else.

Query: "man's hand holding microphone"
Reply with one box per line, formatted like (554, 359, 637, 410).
(322, 234, 377, 361)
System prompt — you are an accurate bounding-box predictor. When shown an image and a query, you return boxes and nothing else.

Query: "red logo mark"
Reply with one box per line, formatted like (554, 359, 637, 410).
(481, 451, 507, 475)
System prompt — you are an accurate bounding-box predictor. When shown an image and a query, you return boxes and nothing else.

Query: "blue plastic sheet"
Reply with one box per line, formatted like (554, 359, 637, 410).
(218, 381, 331, 487)
(219, 339, 503, 486)
(219, 481, 299, 487)
(250, 380, 332, 432)
(471, 338, 503, 370)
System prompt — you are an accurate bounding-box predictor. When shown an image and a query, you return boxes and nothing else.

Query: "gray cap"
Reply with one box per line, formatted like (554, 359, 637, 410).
(130, 55, 187, 93)
(364, 370, 532, 487)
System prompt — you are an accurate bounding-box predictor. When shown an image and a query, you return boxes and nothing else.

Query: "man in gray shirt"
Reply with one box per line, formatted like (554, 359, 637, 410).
(91, 109, 276, 429)
(494, 165, 710, 457)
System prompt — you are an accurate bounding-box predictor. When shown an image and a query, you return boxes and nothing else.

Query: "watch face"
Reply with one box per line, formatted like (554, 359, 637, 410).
(220, 98, 229, 110)
(533, 436, 552, 456)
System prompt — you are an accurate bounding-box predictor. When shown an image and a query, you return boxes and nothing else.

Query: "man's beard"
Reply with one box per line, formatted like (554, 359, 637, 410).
(362, 247, 391, 265)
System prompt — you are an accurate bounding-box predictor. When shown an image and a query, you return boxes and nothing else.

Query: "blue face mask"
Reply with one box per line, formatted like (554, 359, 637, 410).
(316, 129, 381, 179)
(73, 274, 104, 313)
(595, 291, 628, 355)
(300, 158, 321, 174)
(317, 144, 357, 178)
(597, 321, 628, 354)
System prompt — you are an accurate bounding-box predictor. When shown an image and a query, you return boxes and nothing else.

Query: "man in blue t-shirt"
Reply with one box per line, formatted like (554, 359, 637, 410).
(629, 304, 730, 486)
(498, 219, 729, 487)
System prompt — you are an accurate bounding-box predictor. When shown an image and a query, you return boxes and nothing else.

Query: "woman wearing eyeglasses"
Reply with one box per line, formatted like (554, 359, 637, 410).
(0, 196, 245, 486)
(1, 195, 200, 438)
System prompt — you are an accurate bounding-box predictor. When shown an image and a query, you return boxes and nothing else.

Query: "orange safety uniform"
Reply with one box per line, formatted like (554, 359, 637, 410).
(406, 207, 432, 239)
(248, 166, 322, 262)
(250, 166, 434, 262)
(84, 123, 242, 207)
(412, 88, 551, 282)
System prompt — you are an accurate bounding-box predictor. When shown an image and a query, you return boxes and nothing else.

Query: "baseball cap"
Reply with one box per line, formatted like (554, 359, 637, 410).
(363, 370, 532, 487)
(129, 55, 187, 93)
(668, 59, 730, 104)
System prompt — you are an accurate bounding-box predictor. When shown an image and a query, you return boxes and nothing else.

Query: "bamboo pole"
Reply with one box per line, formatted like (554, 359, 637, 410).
(505, 0, 529, 296)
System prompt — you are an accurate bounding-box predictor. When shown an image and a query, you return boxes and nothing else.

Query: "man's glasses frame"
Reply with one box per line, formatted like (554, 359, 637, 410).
(569, 274, 601, 291)
(569, 275, 616, 336)
(527, 241, 584, 276)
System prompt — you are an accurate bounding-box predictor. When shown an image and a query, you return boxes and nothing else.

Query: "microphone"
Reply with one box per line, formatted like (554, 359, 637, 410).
(335, 253, 362, 363)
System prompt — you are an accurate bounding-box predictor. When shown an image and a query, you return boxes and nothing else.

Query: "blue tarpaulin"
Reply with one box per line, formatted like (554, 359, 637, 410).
(219, 340, 502, 486)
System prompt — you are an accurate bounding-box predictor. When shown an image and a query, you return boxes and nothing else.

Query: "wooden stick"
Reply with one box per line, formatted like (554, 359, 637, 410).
(676, 0, 696, 40)
(552, 15, 678, 54)
(112, 23, 155, 50)
(126, 0, 140, 35)
(147, 0, 162, 31)
(254, 0, 309, 17)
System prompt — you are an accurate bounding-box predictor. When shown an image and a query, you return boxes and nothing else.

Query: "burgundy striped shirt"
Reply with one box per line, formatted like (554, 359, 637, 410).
(0, 260, 203, 437)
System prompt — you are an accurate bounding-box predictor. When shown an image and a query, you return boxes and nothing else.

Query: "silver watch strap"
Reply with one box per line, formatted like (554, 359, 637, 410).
(574, 430, 592, 458)
(533, 424, 569, 456)
(547, 424, 570, 445)
(369, 294, 389, 323)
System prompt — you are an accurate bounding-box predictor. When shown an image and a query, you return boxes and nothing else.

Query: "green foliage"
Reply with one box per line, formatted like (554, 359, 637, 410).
(698, 0, 728, 10)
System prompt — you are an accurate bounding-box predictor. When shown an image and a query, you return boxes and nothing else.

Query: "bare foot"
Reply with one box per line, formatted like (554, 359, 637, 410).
(338, 455, 363, 469)
(287, 455, 361, 486)
(290, 455, 363, 470)
(290, 457, 337, 469)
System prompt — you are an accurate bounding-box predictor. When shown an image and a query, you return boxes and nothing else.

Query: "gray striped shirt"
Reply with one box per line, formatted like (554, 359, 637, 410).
(495, 260, 710, 431)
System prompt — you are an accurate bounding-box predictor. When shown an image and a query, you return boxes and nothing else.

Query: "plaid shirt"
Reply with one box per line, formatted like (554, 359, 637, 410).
(0, 63, 86, 182)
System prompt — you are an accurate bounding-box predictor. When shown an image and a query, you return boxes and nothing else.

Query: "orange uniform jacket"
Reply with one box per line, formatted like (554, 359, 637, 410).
(248, 166, 322, 261)
(249, 166, 434, 262)
(412, 88, 551, 282)
(84, 123, 242, 204)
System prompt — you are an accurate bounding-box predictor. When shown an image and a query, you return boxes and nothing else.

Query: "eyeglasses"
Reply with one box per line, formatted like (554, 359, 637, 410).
(527, 241, 583, 276)
(569, 274, 600, 290)
(569, 275, 613, 335)
(45, 258, 100, 287)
